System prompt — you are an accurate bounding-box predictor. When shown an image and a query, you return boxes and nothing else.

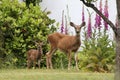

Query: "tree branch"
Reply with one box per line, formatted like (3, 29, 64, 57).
(80, 0, 117, 34)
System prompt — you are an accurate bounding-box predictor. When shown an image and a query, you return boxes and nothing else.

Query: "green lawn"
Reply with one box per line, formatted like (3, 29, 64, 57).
(0, 69, 114, 80)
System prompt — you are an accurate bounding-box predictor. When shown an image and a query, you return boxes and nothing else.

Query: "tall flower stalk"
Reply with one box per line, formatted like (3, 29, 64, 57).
(66, 5, 71, 24)
(94, 2, 98, 28)
(87, 10, 92, 38)
(65, 15, 68, 34)
(61, 10, 64, 33)
(104, 0, 109, 30)
(95, 12, 99, 28)
(82, 4, 85, 23)
(95, 0, 102, 29)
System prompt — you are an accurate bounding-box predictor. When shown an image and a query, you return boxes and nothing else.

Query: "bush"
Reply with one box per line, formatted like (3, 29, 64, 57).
(0, 0, 56, 68)
(79, 27, 115, 72)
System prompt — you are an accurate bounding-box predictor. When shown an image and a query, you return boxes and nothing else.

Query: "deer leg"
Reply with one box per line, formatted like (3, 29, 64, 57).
(46, 51, 53, 69)
(38, 59, 41, 69)
(67, 51, 71, 70)
(33, 60, 36, 69)
(48, 49, 57, 69)
(46, 48, 57, 69)
(46, 52, 50, 69)
(48, 55, 53, 69)
(27, 60, 31, 69)
(75, 53, 79, 71)
(46, 51, 52, 69)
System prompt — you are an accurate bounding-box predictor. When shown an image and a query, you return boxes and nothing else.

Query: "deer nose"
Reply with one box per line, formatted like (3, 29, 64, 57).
(76, 31, 80, 34)
(76, 29, 80, 32)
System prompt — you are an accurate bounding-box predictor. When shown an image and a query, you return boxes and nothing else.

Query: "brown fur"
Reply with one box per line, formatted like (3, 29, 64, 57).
(46, 22, 85, 70)
(27, 42, 43, 69)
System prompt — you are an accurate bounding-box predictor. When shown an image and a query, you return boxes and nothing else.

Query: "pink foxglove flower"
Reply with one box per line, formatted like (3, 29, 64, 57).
(61, 10, 64, 33)
(95, 0, 102, 29)
(104, 0, 109, 30)
(82, 5, 85, 23)
(87, 15, 92, 38)
(95, 13, 99, 28)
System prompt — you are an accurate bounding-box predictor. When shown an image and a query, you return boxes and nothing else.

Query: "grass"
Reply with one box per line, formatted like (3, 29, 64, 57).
(0, 69, 114, 80)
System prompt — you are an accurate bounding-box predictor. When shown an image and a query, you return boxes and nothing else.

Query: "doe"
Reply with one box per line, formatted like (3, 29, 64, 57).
(27, 41, 43, 69)
(46, 21, 85, 70)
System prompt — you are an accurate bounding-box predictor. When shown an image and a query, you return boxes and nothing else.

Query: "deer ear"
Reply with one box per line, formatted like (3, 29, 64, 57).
(70, 22, 75, 27)
(81, 22, 86, 27)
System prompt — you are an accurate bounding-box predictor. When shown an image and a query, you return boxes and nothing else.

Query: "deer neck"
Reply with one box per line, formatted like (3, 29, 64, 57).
(76, 33, 80, 41)
(38, 47, 42, 55)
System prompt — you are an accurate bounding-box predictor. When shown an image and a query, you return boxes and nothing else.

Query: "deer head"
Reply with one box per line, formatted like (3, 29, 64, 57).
(35, 41, 43, 48)
(70, 22, 86, 34)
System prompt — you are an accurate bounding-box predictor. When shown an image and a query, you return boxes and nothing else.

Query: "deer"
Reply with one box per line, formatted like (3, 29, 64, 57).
(46, 21, 85, 70)
(27, 41, 43, 69)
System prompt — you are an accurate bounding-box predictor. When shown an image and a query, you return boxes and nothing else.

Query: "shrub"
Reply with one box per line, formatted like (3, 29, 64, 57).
(79, 27, 115, 72)
(0, 0, 56, 68)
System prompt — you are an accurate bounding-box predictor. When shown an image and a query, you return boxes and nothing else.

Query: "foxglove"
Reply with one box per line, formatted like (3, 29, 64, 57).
(104, 0, 109, 30)
(95, 0, 102, 29)
(87, 15, 92, 38)
(61, 10, 64, 33)
(82, 5, 85, 23)
(65, 16, 68, 34)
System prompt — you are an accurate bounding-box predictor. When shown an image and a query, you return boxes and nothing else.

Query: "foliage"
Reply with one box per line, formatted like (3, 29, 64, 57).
(51, 51, 76, 69)
(24, 0, 42, 7)
(0, 0, 56, 68)
(79, 27, 115, 72)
